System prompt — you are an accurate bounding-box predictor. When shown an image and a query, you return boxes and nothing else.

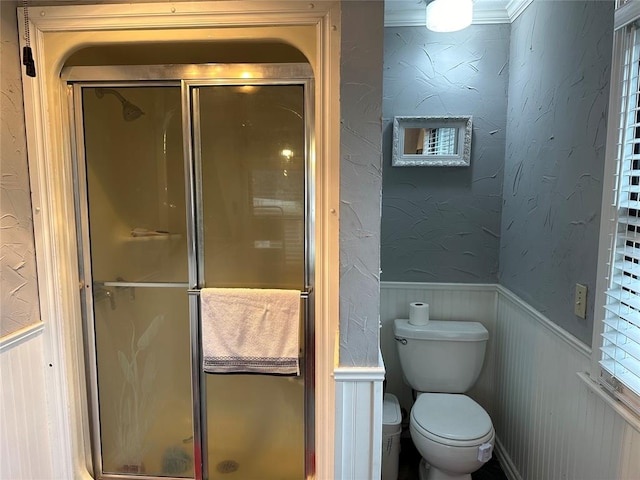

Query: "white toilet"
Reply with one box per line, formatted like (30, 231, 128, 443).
(393, 318, 495, 480)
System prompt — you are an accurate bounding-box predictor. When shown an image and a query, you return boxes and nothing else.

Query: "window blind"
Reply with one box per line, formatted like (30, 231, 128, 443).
(601, 22, 640, 412)
(423, 127, 457, 155)
(618, 0, 633, 10)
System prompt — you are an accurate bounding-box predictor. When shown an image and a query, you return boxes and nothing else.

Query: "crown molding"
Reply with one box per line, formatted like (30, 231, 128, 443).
(505, 0, 535, 22)
(474, 5, 511, 24)
(384, 0, 533, 27)
(384, 4, 426, 27)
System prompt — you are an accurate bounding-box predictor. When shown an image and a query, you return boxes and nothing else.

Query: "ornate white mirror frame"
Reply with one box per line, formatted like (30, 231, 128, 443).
(392, 115, 472, 167)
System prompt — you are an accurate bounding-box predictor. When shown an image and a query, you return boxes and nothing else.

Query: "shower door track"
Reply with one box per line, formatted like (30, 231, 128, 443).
(66, 63, 316, 480)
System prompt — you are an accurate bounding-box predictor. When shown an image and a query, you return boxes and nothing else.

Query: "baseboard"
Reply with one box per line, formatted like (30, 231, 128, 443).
(494, 437, 522, 480)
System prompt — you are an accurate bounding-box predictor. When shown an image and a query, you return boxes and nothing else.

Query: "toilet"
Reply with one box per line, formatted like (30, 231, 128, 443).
(393, 318, 495, 480)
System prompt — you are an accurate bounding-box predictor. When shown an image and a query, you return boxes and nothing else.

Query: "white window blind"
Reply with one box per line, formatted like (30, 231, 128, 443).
(423, 127, 457, 156)
(601, 22, 640, 413)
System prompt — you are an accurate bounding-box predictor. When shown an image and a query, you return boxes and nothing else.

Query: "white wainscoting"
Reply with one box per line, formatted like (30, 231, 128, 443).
(0, 323, 55, 480)
(495, 286, 640, 480)
(334, 357, 386, 480)
(381, 282, 640, 480)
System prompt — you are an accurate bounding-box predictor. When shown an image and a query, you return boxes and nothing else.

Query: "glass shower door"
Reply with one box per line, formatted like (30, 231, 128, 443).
(193, 83, 307, 480)
(70, 63, 314, 480)
(78, 85, 195, 477)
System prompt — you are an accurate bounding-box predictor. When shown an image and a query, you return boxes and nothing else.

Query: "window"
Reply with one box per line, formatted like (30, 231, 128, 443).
(597, 15, 640, 415)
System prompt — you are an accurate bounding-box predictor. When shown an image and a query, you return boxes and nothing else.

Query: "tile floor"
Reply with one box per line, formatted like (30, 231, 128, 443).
(397, 433, 508, 480)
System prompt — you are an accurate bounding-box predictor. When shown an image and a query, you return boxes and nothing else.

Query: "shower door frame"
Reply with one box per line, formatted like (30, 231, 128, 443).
(66, 63, 316, 480)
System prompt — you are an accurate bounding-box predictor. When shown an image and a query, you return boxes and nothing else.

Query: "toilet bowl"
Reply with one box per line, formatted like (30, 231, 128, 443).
(409, 393, 494, 480)
(393, 319, 495, 480)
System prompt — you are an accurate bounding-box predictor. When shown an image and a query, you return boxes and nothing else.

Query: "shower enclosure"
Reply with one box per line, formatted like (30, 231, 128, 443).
(66, 64, 314, 480)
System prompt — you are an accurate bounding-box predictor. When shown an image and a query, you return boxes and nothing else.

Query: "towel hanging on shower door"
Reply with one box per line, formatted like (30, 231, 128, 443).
(200, 288, 301, 375)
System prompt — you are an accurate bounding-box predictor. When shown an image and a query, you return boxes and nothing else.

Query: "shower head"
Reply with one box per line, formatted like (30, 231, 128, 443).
(95, 88, 145, 121)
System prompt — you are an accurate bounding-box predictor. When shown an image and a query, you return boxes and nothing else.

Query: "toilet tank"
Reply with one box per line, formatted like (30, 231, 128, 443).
(393, 319, 488, 393)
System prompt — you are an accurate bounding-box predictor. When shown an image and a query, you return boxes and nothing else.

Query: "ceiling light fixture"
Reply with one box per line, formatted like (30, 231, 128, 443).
(426, 0, 473, 33)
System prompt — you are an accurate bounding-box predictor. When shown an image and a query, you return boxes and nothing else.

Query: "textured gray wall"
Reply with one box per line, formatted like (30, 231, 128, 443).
(339, 1, 384, 366)
(0, 1, 41, 337)
(382, 24, 510, 283)
(500, 1, 613, 345)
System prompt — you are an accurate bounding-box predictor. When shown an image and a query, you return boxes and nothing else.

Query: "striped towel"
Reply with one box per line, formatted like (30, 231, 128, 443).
(200, 288, 300, 375)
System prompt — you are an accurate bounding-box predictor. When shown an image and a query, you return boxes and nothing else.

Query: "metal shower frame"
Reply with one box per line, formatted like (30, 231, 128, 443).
(64, 63, 316, 480)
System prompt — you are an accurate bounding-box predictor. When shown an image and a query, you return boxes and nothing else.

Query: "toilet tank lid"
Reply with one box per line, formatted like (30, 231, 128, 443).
(394, 319, 488, 341)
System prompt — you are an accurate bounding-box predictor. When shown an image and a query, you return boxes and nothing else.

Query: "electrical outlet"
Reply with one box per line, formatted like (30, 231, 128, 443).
(575, 283, 587, 319)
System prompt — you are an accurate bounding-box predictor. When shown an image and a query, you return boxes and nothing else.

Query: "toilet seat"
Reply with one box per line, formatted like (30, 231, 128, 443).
(410, 393, 494, 447)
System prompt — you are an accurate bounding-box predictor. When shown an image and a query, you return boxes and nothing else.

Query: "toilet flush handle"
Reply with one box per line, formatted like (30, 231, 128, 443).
(394, 336, 407, 345)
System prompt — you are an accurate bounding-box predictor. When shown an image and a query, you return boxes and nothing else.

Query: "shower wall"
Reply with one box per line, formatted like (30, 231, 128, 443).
(382, 24, 510, 283)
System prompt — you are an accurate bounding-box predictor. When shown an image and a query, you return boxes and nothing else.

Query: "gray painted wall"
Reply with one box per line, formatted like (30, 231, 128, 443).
(382, 24, 510, 283)
(0, 1, 40, 337)
(339, 1, 384, 366)
(500, 1, 613, 345)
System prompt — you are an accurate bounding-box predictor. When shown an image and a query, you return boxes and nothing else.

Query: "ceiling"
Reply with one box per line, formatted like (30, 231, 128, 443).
(384, 0, 533, 26)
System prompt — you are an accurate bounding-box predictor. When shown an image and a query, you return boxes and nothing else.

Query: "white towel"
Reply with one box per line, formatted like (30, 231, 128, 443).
(200, 288, 301, 375)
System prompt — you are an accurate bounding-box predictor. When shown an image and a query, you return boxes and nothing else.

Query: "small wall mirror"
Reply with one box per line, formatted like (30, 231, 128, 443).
(392, 115, 472, 167)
